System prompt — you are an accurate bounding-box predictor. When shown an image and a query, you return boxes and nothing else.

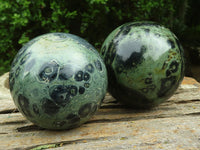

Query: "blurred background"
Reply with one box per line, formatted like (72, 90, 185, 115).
(0, 0, 199, 80)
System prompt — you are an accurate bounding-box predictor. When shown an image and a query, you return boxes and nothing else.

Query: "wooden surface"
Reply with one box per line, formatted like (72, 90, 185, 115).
(0, 73, 200, 150)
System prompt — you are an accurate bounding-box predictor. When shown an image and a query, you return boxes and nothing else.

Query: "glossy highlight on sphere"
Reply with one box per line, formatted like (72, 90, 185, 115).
(100, 22, 184, 108)
(9, 33, 107, 130)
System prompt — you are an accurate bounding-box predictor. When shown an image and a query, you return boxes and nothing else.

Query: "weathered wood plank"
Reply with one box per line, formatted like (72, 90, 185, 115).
(54, 116, 200, 150)
(0, 73, 200, 150)
(0, 115, 200, 150)
(0, 73, 16, 113)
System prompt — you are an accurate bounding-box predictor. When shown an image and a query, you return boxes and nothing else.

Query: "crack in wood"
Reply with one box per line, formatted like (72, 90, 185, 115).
(87, 113, 200, 124)
(16, 125, 45, 132)
(139, 141, 162, 146)
(25, 136, 113, 150)
(0, 109, 19, 114)
(86, 115, 170, 124)
(0, 120, 27, 125)
(0, 132, 8, 134)
(186, 112, 200, 116)
(174, 99, 200, 104)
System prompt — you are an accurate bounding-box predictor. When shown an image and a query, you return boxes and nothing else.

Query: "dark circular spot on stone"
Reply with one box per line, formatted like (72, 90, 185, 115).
(33, 104, 39, 115)
(50, 85, 70, 107)
(157, 76, 176, 97)
(169, 61, 179, 73)
(78, 103, 93, 118)
(167, 39, 175, 49)
(144, 28, 150, 33)
(145, 77, 152, 84)
(42, 99, 60, 115)
(83, 72, 90, 81)
(79, 86, 85, 94)
(85, 64, 94, 73)
(18, 94, 32, 117)
(39, 61, 59, 82)
(94, 60, 102, 71)
(75, 71, 83, 81)
(166, 61, 179, 77)
(69, 85, 78, 96)
(155, 33, 161, 37)
(84, 83, 90, 88)
(66, 114, 80, 124)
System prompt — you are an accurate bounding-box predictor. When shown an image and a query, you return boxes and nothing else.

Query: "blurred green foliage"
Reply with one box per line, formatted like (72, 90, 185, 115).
(0, 0, 199, 75)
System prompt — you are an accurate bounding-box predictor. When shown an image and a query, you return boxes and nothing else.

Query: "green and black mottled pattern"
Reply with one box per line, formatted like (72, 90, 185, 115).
(100, 21, 185, 108)
(9, 33, 108, 130)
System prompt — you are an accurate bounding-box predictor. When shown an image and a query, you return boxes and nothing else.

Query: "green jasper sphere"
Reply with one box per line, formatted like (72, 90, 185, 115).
(9, 33, 108, 130)
(100, 22, 184, 108)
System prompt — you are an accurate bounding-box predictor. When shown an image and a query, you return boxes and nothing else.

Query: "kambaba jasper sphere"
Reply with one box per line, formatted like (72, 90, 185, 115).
(100, 22, 184, 108)
(9, 33, 108, 130)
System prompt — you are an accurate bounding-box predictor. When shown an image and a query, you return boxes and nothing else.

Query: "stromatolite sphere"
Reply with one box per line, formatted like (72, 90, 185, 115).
(100, 22, 184, 108)
(9, 33, 107, 130)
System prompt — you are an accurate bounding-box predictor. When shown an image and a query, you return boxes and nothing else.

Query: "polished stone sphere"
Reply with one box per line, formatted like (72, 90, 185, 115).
(9, 33, 107, 130)
(100, 22, 184, 108)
